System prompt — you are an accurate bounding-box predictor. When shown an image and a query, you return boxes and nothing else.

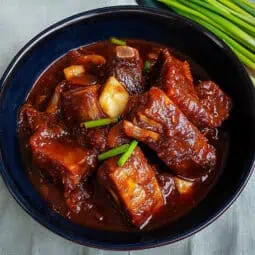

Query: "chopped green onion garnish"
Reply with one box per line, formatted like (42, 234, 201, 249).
(81, 118, 118, 129)
(110, 37, 127, 46)
(98, 144, 130, 161)
(143, 61, 151, 74)
(117, 140, 138, 167)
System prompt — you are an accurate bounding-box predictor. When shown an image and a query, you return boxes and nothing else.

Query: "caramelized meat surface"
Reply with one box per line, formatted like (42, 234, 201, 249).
(18, 104, 57, 133)
(108, 46, 144, 95)
(61, 85, 105, 124)
(20, 105, 97, 194)
(154, 49, 231, 128)
(97, 147, 164, 228)
(45, 78, 101, 115)
(124, 87, 216, 179)
(68, 50, 106, 68)
(46, 81, 66, 114)
(66, 183, 92, 213)
(107, 121, 131, 148)
(86, 126, 110, 152)
(156, 172, 176, 201)
(30, 127, 97, 194)
(196, 81, 232, 126)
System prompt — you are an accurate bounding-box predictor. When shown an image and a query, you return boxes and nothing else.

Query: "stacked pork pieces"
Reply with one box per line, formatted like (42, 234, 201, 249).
(19, 44, 231, 229)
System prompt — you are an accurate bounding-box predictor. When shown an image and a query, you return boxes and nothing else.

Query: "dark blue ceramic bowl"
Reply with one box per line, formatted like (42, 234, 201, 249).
(0, 6, 254, 250)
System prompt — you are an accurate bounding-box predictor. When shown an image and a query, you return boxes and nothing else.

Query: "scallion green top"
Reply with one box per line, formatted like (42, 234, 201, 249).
(117, 140, 138, 167)
(110, 37, 127, 46)
(81, 118, 118, 129)
(98, 144, 130, 161)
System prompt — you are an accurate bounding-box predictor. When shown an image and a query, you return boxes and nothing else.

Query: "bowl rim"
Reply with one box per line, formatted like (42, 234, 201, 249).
(0, 5, 254, 251)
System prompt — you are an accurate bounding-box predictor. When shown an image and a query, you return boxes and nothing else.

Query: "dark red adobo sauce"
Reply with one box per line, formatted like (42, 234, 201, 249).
(18, 40, 230, 232)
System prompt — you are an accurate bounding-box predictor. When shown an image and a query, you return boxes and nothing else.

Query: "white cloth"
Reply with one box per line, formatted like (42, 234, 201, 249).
(0, 1, 254, 254)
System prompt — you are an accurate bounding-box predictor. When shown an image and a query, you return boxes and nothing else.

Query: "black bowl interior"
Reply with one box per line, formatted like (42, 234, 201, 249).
(0, 6, 254, 250)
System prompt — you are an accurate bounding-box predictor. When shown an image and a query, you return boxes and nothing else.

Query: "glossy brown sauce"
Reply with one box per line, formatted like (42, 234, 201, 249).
(18, 40, 229, 232)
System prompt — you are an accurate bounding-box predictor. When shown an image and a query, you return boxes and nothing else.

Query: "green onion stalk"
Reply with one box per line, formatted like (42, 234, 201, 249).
(118, 140, 138, 167)
(157, 0, 255, 71)
(98, 144, 130, 161)
(175, 8, 255, 70)
(110, 37, 127, 46)
(188, 0, 255, 36)
(81, 118, 118, 129)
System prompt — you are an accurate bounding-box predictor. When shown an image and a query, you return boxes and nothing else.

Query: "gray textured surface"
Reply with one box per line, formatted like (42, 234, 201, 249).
(0, 1, 254, 254)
